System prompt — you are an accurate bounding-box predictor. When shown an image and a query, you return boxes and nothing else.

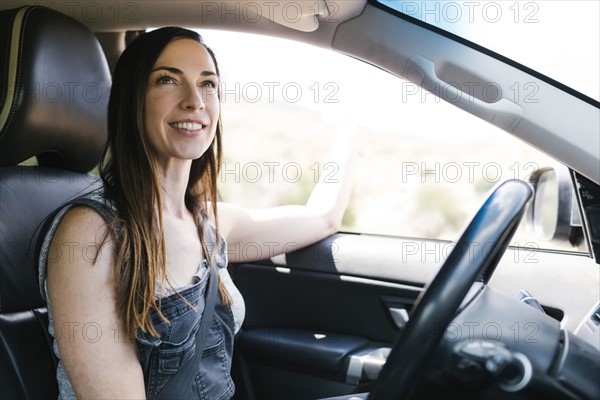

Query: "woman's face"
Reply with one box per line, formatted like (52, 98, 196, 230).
(144, 38, 220, 167)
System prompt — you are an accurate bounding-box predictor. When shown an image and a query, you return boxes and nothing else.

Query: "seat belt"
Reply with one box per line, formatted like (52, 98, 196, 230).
(156, 263, 219, 399)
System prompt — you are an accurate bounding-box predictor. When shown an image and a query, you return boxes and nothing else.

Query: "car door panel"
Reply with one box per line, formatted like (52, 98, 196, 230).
(231, 229, 599, 399)
(231, 233, 428, 399)
(232, 234, 433, 340)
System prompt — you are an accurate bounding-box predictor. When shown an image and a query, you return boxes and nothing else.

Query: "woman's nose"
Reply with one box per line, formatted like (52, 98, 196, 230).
(181, 85, 205, 110)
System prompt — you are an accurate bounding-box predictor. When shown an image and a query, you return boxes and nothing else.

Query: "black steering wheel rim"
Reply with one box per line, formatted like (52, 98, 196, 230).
(369, 180, 533, 399)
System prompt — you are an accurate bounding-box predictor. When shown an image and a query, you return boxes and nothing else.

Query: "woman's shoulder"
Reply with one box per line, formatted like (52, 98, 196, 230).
(56, 202, 111, 238)
(38, 190, 116, 301)
(51, 191, 115, 234)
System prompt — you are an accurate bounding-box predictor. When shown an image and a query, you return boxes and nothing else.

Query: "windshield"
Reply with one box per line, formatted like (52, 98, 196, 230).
(378, 0, 600, 102)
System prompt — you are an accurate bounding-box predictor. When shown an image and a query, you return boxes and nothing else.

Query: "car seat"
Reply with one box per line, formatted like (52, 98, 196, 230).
(0, 6, 110, 398)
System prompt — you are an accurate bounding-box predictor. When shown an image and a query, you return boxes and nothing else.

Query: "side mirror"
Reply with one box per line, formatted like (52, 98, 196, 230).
(527, 166, 584, 247)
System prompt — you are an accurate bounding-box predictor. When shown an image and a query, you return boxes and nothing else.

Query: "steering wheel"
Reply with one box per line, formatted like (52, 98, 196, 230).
(369, 180, 533, 399)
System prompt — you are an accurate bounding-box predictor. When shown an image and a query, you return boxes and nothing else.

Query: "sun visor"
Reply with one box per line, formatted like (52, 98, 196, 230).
(233, 0, 330, 32)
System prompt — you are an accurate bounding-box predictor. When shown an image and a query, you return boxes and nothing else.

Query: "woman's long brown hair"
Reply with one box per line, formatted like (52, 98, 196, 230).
(99, 27, 229, 339)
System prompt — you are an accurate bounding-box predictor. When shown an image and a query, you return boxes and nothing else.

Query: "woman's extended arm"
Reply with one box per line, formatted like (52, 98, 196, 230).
(46, 207, 146, 399)
(219, 131, 357, 263)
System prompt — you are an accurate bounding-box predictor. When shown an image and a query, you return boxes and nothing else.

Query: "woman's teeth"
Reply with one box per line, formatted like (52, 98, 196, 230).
(170, 122, 203, 131)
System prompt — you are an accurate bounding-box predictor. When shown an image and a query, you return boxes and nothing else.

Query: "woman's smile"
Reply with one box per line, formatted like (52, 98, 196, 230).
(168, 120, 208, 137)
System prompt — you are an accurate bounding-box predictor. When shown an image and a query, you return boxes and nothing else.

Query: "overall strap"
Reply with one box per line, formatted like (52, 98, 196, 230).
(156, 264, 219, 399)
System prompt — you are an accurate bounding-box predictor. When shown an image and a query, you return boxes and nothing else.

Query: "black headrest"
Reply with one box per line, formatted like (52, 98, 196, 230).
(0, 6, 110, 172)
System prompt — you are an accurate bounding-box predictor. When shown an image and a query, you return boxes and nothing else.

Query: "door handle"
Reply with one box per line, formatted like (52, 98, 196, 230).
(388, 307, 410, 329)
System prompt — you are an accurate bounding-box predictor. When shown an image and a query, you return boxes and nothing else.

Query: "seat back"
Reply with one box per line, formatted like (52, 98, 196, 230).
(0, 6, 110, 398)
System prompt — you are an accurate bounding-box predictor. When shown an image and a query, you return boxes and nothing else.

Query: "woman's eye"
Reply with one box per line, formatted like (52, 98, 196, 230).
(156, 75, 175, 84)
(201, 80, 218, 89)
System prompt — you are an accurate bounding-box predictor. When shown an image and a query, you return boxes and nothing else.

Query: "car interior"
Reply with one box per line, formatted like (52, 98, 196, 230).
(1, 2, 599, 400)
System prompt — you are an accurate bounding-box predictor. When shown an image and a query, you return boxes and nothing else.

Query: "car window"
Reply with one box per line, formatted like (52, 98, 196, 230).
(203, 30, 582, 254)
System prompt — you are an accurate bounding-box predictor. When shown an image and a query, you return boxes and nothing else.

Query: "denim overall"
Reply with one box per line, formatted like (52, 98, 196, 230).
(38, 194, 236, 400)
(137, 271, 236, 399)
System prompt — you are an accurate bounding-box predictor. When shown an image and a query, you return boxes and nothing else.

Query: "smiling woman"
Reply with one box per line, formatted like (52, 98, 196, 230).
(144, 39, 220, 164)
(2, 2, 598, 400)
(36, 25, 356, 399)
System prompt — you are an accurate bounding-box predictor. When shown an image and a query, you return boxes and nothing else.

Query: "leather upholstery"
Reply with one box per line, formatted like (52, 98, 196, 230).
(0, 6, 109, 398)
(0, 166, 101, 312)
(0, 6, 110, 171)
